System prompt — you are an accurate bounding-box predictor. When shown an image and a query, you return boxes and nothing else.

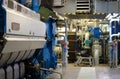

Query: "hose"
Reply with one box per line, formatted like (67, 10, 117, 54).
(39, 68, 62, 79)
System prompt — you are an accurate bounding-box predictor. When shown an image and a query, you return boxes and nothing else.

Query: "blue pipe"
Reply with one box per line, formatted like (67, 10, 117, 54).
(18, 0, 26, 5)
(18, 0, 40, 13)
(32, 18, 57, 79)
(0, 0, 6, 36)
(31, 0, 40, 13)
(0, 0, 3, 5)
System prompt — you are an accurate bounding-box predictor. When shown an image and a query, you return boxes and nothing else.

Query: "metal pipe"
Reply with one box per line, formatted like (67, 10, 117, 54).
(0, 0, 3, 5)
(31, 0, 40, 12)
(110, 19, 120, 42)
(118, 0, 120, 15)
(39, 68, 62, 79)
(110, 33, 120, 42)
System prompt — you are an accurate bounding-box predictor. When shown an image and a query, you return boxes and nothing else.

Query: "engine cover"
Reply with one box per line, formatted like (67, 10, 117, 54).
(0, 0, 46, 66)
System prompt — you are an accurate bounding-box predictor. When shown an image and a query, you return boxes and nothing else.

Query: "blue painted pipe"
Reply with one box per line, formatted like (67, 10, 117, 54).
(18, 0, 40, 13)
(32, 18, 57, 79)
(18, 0, 26, 5)
(0, 0, 3, 5)
(0, 0, 6, 36)
(31, 0, 40, 13)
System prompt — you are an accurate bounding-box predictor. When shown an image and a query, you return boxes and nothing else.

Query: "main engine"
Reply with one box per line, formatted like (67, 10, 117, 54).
(0, 0, 46, 79)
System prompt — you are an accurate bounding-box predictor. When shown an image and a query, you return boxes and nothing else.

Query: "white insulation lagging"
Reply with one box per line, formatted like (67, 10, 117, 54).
(94, 49, 99, 65)
(92, 44, 101, 65)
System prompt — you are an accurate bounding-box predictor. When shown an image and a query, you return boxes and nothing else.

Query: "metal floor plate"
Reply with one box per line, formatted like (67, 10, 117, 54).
(47, 67, 120, 79)
(77, 67, 96, 79)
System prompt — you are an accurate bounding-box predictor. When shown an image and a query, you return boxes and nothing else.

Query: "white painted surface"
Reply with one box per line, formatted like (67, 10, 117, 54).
(2, 0, 45, 37)
(1, 3, 46, 53)
(77, 67, 96, 79)
(2, 37, 46, 53)
(6, 8, 46, 37)
(53, 0, 64, 6)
